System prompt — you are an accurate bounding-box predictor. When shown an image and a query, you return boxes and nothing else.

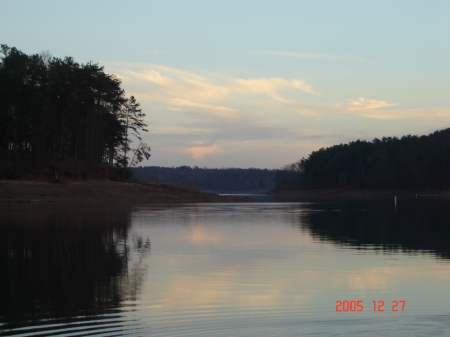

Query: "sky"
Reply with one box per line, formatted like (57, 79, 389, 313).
(2, 0, 449, 169)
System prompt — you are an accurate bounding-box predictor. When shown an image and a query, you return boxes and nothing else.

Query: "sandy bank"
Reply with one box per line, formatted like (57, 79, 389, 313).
(0, 180, 249, 203)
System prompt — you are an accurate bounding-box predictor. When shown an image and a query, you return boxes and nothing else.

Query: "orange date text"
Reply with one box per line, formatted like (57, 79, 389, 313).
(335, 300, 406, 312)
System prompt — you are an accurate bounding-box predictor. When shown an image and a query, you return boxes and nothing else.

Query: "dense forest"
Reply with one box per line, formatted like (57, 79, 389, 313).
(0, 45, 149, 179)
(277, 128, 450, 189)
(131, 166, 277, 192)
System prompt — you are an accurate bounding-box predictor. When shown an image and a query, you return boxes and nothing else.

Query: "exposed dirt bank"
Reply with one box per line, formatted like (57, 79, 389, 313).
(0, 180, 249, 203)
(267, 187, 450, 201)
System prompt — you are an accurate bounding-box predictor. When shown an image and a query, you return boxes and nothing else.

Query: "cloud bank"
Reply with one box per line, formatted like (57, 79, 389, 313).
(105, 62, 450, 167)
(106, 62, 318, 113)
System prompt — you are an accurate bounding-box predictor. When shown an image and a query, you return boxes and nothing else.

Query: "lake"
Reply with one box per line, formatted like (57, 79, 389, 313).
(0, 197, 449, 336)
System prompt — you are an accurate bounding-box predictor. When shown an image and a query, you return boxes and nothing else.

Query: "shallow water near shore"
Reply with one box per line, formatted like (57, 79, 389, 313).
(0, 199, 449, 336)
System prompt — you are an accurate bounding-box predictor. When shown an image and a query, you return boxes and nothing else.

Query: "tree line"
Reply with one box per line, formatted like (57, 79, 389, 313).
(0, 45, 149, 179)
(132, 166, 278, 192)
(277, 128, 450, 189)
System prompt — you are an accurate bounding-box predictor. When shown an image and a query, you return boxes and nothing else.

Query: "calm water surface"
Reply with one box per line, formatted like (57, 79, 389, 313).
(0, 198, 449, 336)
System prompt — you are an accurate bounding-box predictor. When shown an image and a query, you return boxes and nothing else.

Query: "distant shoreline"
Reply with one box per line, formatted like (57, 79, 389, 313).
(0, 180, 249, 204)
(267, 187, 450, 201)
(3, 179, 450, 204)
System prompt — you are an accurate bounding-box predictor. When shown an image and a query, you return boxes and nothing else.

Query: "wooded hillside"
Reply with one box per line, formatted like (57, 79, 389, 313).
(277, 128, 450, 189)
(0, 45, 149, 179)
(132, 166, 277, 192)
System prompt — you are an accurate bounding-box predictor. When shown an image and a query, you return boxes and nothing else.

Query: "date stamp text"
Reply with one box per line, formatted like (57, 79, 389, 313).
(336, 300, 406, 312)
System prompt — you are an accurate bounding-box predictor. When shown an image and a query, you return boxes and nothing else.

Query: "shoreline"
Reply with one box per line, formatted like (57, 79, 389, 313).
(0, 180, 249, 204)
(266, 187, 450, 201)
(3, 179, 450, 204)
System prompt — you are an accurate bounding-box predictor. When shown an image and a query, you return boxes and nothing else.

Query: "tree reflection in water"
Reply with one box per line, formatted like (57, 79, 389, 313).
(298, 198, 450, 260)
(0, 202, 150, 328)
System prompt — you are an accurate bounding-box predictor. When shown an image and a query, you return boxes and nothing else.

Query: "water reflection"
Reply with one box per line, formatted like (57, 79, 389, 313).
(0, 201, 448, 336)
(298, 199, 450, 260)
(0, 203, 150, 331)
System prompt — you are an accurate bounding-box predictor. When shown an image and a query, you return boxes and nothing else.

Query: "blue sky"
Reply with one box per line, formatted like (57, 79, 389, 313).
(2, 0, 449, 168)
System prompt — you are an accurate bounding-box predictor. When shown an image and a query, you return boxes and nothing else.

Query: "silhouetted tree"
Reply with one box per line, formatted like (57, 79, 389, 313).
(0, 45, 149, 178)
(116, 96, 148, 169)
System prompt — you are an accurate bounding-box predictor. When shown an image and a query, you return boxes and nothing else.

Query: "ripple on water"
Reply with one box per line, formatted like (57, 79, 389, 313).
(2, 301, 449, 337)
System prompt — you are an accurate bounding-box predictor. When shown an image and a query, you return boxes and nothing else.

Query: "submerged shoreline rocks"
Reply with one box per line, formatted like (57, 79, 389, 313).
(0, 180, 249, 203)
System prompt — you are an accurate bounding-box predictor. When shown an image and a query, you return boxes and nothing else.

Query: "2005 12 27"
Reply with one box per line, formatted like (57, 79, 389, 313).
(336, 300, 406, 312)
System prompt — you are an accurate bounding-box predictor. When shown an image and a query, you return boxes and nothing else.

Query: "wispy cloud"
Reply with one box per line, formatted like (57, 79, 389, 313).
(152, 126, 213, 135)
(347, 97, 398, 111)
(357, 107, 450, 120)
(106, 62, 319, 125)
(343, 97, 449, 120)
(253, 51, 364, 62)
(232, 78, 318, 99)
(186, 143, 223, 160)
(339, 97, 401, 119)
(169, 98, 237, 113)
(167, 98, 242, 122)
